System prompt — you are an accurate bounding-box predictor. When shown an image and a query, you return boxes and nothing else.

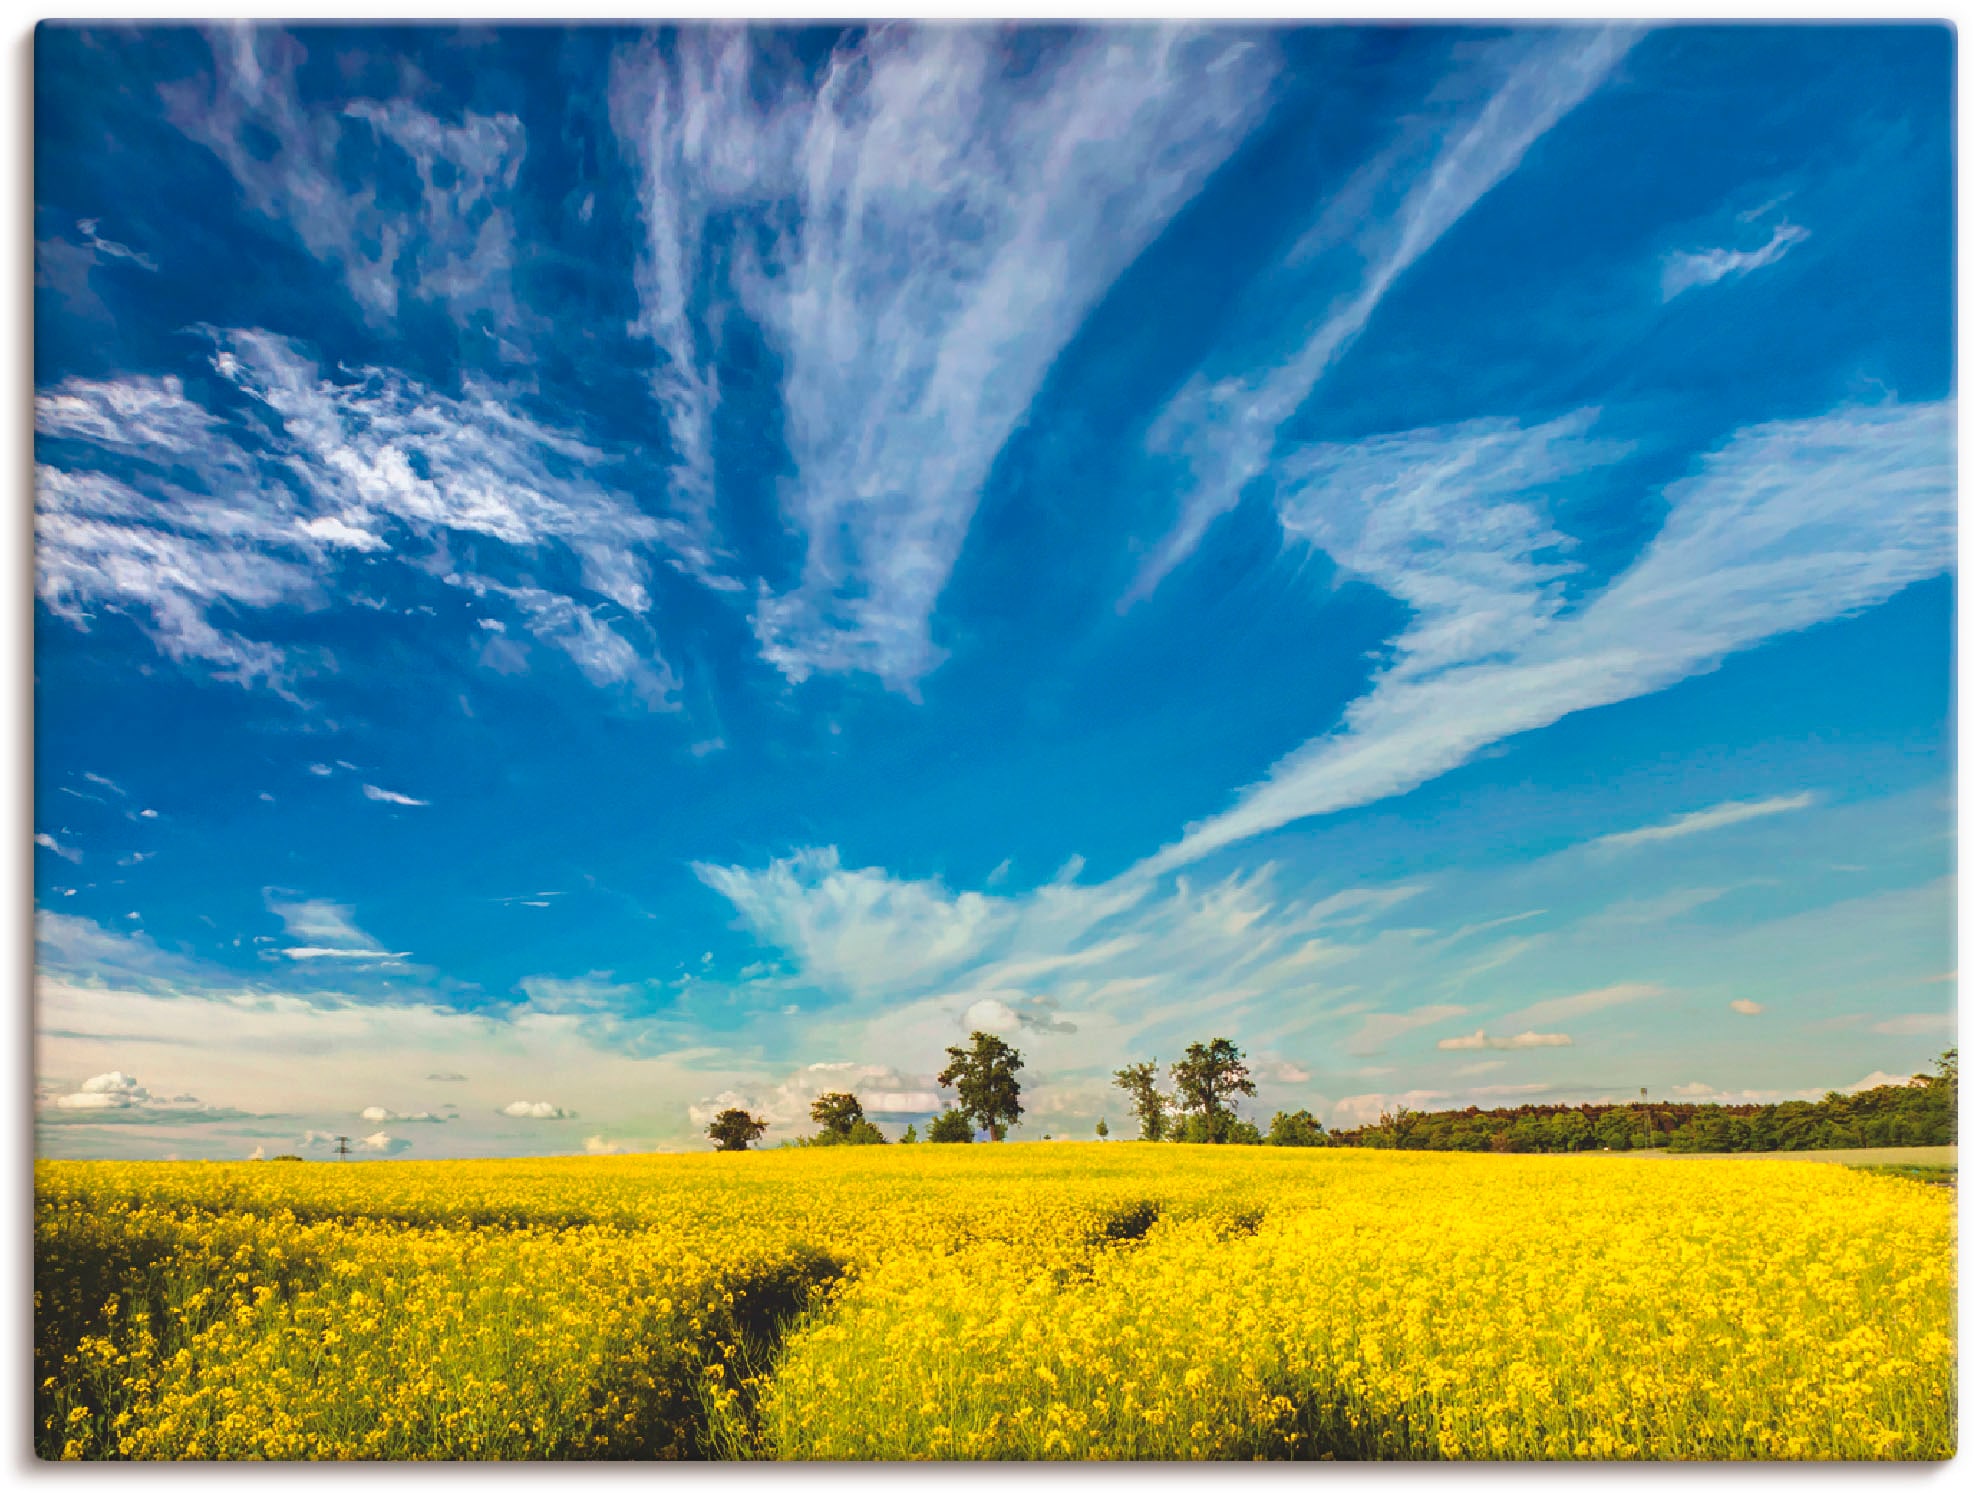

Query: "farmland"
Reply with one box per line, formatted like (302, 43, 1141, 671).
(35, 1146, 1953, 1461)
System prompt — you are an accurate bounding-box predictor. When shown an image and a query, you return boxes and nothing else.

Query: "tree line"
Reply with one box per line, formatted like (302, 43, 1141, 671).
(703, 1036, 1954, 1155)
(1332, 1050, 1956, 1154)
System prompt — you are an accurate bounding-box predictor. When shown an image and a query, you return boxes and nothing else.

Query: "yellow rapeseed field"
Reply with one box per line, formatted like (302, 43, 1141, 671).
(34, 1146, 1954, 1461)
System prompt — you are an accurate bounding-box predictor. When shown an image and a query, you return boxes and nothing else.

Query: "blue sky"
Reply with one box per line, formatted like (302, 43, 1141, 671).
(33, 22, 1954, 1157)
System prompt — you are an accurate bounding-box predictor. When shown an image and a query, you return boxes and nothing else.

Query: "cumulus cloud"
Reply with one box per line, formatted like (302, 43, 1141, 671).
(358, 1131, 414, 1156)
(359, 1105, 445, 1124)
(1588, 794, 1816, 852)
(1845, 1070, 1921, 1093)
(1436, 1029, 1573, 1051)
(611, 25, 1277, 686)
(501, 1100, 574, 1120)
(40, 1070, 244, 1125)
(1730, 999, 1765, 1016)
(689, 1061, 945, 1138)
(583, 1134, 628, 1156)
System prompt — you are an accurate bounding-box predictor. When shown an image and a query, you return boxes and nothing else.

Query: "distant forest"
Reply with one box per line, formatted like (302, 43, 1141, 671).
(1329, 1050, 1955, 1154)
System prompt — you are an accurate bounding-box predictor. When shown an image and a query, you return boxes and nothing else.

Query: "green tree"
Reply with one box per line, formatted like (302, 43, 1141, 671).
(706, 1108, 767, 1152)
(810, 1091, 865, 1141)
(938, 1031, 1025, 1141)
(927, 1108, 975, 1143)
(1095, 1118, 1110, 1140)
(900, 1124, 918, 1143)
(1266, 1109, 1327, 1147)
(1112, 1061, 1169, 1141)
(1170, 1038, 1256, 1144)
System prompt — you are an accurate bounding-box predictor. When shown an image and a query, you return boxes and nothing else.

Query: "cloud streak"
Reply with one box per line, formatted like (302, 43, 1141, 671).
(1133, 399, 1952, 877)
(1589, 794, 1816, 852)
(1125, 27, 1638, 604)
(612, 25, 1278, 687)
(1662, 221, 1809, 301)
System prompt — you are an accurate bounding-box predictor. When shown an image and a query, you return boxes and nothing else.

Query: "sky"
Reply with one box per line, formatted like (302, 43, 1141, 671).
(32, 21, 1955, 1159)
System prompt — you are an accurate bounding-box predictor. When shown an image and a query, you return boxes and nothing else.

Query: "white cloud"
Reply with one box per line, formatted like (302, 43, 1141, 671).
(612, 25, 1277, 686)
(35, 832, 81, 864)
(36, 331, 686, 702)
(516, 974, 639, 1015)
(1436, 1029, 1573, 1051)
(1730, 999, 1765, 1016)
(358, 1131, 414, 1156)
(584, 1134, 628, 1156)
(1589, 794, 1817, 852)
(1511, 981, 1663, 1027)
(695, 846, 1009, 1000)
(1330, 1090, 1450, 1128)
(360, 1105, 444, 1124)
(1662, 221, 1810, 301)
(265, 896, 403, 964)
(501, 1100, 573, 1120)
(688, 1060, 946, 1140)
(1845, 1071, 1918, 1093)
(361, 784, 429, 808)
(164, 29, 527, 334)
(1126, 28, 1637, 604)
(1870, 1013, 1950, 1037)
(1345, 1003, 1470, 1056)
(1453, 1060, 1506, 1077)
(281, 947, 410, 962)
(1135, 399, 1952, 877)
(41, 1070, 236, 1124)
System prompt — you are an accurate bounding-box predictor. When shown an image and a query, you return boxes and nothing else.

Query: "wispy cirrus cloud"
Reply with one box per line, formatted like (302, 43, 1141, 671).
(35, 330, 685, 706)
(164, 26, 528, 336)
(1589, 793, 1816, 852)
(1869, 1012, 1951, 1037)
(695, 846, 1011, 1001)
(1345, 1003, 1471, 1055)
(1510, 980, 1662, 1027)
(361, 784, 428, 808)
(1134, 398, 1952, 878)
(612, 24, 1279, 688)
(1662, 220, 1809, 301)
(1125, 27, 1638, 604)
(266, 895, 407, 963)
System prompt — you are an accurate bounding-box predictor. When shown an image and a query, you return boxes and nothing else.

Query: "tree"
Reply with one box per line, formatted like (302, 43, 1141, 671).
(1095, 1118, 1110, 1140)
(706, 1108, 767, 1151)
(927, 1108, 975, 1143)
(1112, 1061, 1169, 1141)
(900, 1124, 918, 1143)
(1170, 1038, 1256, 1144)
(938, 1031, 1025, 1141)
(1266, 1109, 1327, 1147)
(811, 1091, 865, 1141)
